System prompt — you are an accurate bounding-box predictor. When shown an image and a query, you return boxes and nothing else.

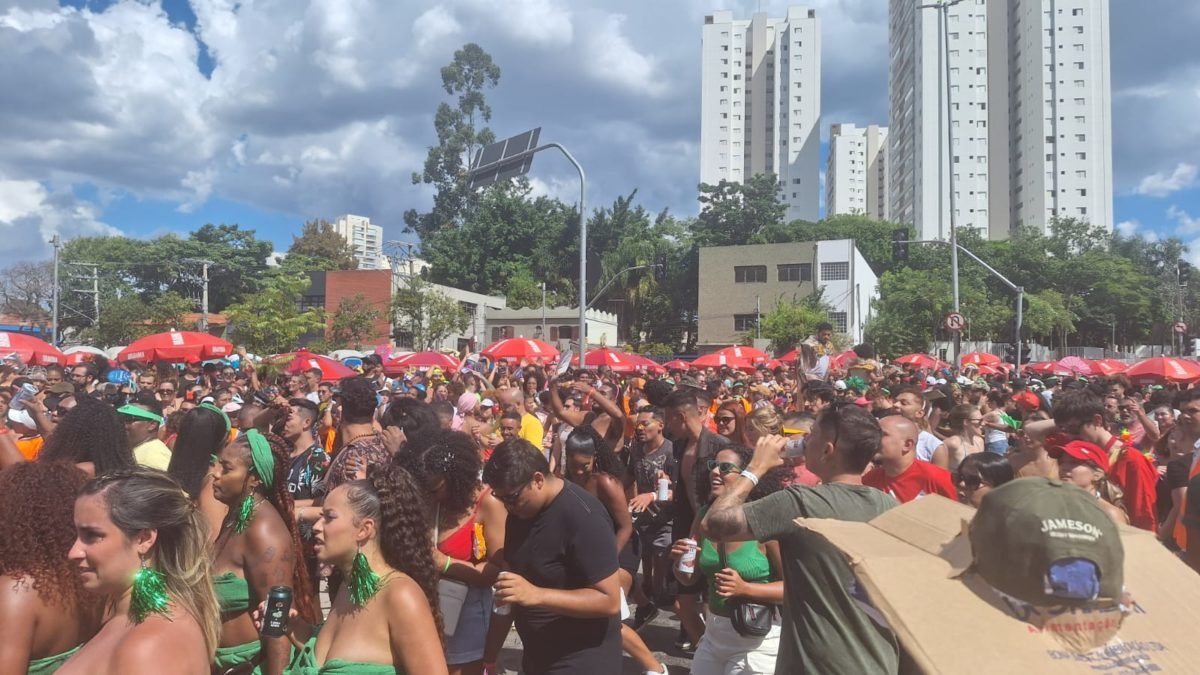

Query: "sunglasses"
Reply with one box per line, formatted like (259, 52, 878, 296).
(493, 481, 532, 506)
(706, 459, 742, 475)
(158, 389, 175, 396)
(714, 415, 737, 426)
(958, 473, 983, 489)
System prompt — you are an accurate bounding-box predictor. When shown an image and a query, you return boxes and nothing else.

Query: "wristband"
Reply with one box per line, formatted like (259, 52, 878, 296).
(442, 556, 452, 574)
(740, 469, 760, 487)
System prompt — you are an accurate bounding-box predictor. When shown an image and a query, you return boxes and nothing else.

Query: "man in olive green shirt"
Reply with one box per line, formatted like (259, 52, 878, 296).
(703, 404, 900, 674)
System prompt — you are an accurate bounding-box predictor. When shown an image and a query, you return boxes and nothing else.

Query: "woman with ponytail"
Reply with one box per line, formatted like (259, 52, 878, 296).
(210, 429, 317, 674)
(59, 467, 219, 674)
(278, 462, 447, 674)
(168, 403, 234, 539)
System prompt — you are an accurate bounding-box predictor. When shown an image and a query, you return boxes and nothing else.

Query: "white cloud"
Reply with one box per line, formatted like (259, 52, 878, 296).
(1134, 163, 1198, 197)
(0, 178, 121, 259)
(1169, 205, 1200, 235)
(413, 6, 461, 52)
(582, 13, 666, 97)
(458, 0, 573, 48)
(1115, 219, 1158, 242)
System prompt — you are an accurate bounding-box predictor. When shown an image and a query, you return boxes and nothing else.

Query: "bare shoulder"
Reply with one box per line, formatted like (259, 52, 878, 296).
(381, 573, 433, 617)
(0, 574, 39, 609)
(113, 610, 207, 674)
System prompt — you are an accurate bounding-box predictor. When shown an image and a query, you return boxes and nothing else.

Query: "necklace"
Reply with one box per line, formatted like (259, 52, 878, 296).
(342, 430, 379, 448)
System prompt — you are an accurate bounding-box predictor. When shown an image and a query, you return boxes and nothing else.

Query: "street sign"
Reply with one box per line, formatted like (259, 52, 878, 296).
(943, 312, 967, 332)
(1174, 322, 1188, 334)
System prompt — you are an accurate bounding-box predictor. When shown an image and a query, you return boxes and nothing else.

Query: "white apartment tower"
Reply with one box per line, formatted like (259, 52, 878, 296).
(331, 214, 384, 270)
(826, 124, 889, 219)
(887, 0, 1112, 239)
(700, 7, 821, 223)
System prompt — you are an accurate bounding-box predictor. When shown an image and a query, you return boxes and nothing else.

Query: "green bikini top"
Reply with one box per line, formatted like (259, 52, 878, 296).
(26, 644, 81, 675)
(213, 572, 251, 614)
(290, 636, 401, 674)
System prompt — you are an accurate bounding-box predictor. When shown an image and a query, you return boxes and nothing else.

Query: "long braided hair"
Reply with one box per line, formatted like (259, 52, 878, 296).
(243, 431, 318, 623)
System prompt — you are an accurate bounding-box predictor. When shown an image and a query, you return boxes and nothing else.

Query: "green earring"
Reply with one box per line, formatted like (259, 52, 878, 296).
(233, 494, 256, 533)
(348, 548, 380, 608)
(130, 559, 169, 623)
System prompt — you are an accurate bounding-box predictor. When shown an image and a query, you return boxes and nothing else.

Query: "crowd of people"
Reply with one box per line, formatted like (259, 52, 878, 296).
(0, 326, 1196, 674)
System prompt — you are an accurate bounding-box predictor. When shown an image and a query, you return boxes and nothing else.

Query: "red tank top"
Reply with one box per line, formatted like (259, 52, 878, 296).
(437, 489, 489, 562)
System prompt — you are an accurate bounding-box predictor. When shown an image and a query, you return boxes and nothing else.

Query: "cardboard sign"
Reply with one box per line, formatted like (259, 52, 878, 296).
(796, 496, 1200, 673)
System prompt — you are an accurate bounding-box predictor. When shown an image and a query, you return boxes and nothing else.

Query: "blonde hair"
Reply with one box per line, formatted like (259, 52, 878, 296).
(80, 468, 220, 659)
(745, 405, 782, 438)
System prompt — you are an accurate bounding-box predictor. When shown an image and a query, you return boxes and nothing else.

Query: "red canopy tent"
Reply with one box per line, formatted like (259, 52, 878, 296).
(0, 332, 65, 366)
(1124, 357, 1200, 384)
(117, 331, 233, 363)
(265, 350, 357, 381)
(480, 338, 560, 363)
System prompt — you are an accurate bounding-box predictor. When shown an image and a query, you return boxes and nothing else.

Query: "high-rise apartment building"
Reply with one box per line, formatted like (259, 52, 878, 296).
(700, 7, 821, 223)
(887, 0, 1112, 240)
(826, 123, 889, 219)
(331, 214, 384, 270)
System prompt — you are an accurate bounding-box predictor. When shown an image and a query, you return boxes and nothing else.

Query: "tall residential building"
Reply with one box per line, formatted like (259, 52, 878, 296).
(331, 214, 384, 270)
(700, 7, 821, 223)
(887, 0, 1112, 240)
(826, 123, 889, 219)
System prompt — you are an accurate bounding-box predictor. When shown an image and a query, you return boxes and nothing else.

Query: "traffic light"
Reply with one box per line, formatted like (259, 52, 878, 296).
(653, 253, 667, 281)
(1187, 337, 1195, 356)
(1004, 344, 1017, 364)
(891, 229, 909, 262)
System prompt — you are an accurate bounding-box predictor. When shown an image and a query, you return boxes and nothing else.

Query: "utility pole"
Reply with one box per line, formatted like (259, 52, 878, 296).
(756, 295, 762, 340)
(66, 263, 100, 329)
(50, 235, 61, 346)
(541, 282, 546, 339)
(920, 0, 965, 367)
(200, 261, 210, 333)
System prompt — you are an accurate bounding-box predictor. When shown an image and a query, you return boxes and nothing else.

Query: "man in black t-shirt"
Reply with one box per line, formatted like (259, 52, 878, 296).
(484, 439, 622, 674)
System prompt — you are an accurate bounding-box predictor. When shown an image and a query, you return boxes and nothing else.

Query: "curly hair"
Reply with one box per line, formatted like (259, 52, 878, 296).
(237, 431, 318, 623)
(339, 376, 379, 425)
(168, 406, 231, 499)
(697, 445, 790, 505)
(37, 396, 133, 475)
(380, 398, 442, 439)
(564, 425, 626, 481)
(393, 429, 481, 518)
(0, 461, 91, 608)
(345, 464, 443, 641)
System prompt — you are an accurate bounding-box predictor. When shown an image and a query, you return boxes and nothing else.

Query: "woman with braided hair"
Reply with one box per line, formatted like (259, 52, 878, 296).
(211, 429, 317, 674)
(0, 461, 97, 674)
(277, 462, 447, 674)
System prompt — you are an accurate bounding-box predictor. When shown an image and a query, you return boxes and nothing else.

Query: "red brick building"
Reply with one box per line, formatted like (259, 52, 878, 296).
(301, 270, 392, 347)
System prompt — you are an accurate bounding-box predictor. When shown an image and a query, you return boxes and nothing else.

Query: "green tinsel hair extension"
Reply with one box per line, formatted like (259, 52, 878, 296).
(130, 565, 170, 623)
(349, 551, 381, 608)
(233, 494, 256, 533)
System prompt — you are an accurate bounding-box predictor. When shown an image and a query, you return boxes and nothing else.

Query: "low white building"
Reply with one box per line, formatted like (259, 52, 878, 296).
(387, 256, 505, 352)
(485, 307, 619, 351)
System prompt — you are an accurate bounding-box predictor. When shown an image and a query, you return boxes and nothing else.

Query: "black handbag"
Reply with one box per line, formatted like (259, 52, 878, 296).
(718, 542, 777, 638)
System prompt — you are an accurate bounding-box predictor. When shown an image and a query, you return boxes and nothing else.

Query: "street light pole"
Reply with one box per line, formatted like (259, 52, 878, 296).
(50, 235, 61, 346)
(920, 0, 965, 367)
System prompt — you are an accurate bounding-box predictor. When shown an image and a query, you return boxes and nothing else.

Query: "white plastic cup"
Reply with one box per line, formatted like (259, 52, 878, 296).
(492, 571, 512, 616)
(676, 538, 698, 574)
(656, 478, 670, 501)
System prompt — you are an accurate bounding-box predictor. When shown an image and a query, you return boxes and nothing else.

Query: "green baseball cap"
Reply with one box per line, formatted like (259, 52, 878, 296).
(968, 477, 1124, 607)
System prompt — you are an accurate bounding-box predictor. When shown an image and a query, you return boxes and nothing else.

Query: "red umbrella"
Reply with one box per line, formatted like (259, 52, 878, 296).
(714, 345, 769, 363)
(117, 331, 233, 363)
(692, 346, 766, 370)
(829, 350, 858, 370)
(629, 354, 667, 374)
(777, 349, 798, 363)
(1089, 359, 1129, 376)
(894, 353, 942, 370)
(662, 359, 692, 370)
(1024, 361, 1059, 375)
(960, 351, 1001, 366)
(1125, 357, 1200, 384)
(0, 332, 65, 366)
(386, 351, 460, 375)
(266, 350, 357, 381)
(973, 363, 1002, 376)
(480, 338, 559, 363)
(572, 348, 656, 373)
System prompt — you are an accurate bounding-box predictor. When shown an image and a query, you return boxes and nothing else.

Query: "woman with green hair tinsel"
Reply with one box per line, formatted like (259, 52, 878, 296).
(261, 462, 447, 674)
(211, 429, 318, 674)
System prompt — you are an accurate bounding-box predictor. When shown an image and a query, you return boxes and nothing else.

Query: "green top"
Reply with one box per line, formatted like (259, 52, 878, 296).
(213, 572, 251, 614)
(26, 644, 80, 675)
(743, 483, 900, 675)
(696, 532, 771, 614)
(288, 637, 400, 674)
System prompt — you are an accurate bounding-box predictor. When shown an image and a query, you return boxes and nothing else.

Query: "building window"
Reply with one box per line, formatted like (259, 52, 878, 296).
(821, 262, 849, 281)
(734, 314, 758, 332)
(549, 325, 575, 341)
(300, 294, 325, 312)
(827, 312, 848, 333)
(491, 326, 514, 341)
(459, 302, 477, 317)
(734, 265, 767, 283)
(778, 263, 812, 282)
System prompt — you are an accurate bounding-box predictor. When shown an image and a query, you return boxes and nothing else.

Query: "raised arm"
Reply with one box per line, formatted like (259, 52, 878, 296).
(549, 380, 586, 428)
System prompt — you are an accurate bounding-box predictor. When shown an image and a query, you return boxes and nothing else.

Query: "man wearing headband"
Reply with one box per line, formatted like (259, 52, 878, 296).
(119, 391, 171, 471)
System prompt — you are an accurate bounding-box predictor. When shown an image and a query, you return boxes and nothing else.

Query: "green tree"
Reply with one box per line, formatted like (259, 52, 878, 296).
(757, 293, 833, 354)
(225, 274, 325, 355)
(391, 277, 471, 350)
(405, 43, 501, 240)
(0, 261, 53, 322)
(287, 219, 359, 271)
(327, 293, 384, 350)
(694, 173, 786, 247)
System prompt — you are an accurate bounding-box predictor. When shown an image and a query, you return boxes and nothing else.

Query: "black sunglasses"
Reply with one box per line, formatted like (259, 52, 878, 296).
(494, 481, 532, 506)
(706, 459, 742, 475)
(957, 473, 984, 489)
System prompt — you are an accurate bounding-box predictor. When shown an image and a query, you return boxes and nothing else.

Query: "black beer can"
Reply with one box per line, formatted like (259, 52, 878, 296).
(261, 586, 293, 637)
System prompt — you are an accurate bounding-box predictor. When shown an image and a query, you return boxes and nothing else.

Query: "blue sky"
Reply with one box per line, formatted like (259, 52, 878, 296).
(1, 0, 1198, 263)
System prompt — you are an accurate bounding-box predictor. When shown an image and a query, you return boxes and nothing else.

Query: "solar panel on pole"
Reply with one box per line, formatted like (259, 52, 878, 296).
(468, 127, 541, 190)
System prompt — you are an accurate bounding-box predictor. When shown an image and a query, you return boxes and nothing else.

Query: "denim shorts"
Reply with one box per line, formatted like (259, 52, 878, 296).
(445, 584, 493, 665)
